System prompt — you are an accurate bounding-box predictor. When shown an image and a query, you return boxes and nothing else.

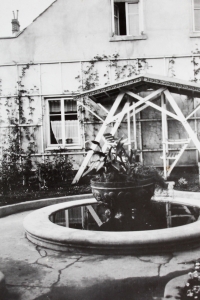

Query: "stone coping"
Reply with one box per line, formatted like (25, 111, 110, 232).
(23, 191, 200, 255)
(0, 194, 93, 218)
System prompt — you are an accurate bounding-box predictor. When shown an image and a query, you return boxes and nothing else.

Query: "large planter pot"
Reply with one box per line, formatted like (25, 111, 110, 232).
(91, 177, 155, 214)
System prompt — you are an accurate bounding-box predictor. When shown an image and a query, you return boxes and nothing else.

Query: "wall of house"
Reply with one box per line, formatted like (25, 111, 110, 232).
(0, 0, 199, 64)
(0, 57, 200, 168)
(0, 0, 200, 169)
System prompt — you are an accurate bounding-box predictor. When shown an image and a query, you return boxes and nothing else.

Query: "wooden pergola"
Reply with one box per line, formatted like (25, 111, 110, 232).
(72, 73, 200, 183)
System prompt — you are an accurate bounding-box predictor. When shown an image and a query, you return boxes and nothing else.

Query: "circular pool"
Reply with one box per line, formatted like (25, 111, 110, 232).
(23, 194, 200, 255)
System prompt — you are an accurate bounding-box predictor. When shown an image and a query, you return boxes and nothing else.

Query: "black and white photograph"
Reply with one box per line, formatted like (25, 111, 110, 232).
(1, 0, 200, 299)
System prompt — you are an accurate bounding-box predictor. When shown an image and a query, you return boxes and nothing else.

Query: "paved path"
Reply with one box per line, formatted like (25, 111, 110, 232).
(0, 210, 200, 300)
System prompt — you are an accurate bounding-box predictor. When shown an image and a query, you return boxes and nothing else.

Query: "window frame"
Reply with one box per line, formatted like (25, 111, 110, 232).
(114, 4, 120, 35)
(110, 0, 146, 41)
(46, 96, 82, 150)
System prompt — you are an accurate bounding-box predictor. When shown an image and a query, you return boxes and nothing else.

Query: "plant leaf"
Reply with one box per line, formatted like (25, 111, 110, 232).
(83, 160, 99, 176)
(111, 161, 121, 171)
(93, 151, 106, 157)
(91, 140, 101, 147)
(96, 161, 105, 172)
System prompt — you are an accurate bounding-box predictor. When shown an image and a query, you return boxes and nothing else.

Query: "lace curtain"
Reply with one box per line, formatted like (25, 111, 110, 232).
(51, 120, 79, 144)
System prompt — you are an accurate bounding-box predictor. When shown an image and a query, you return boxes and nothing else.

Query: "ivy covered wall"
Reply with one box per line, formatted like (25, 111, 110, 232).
(0, 55, 200, 168)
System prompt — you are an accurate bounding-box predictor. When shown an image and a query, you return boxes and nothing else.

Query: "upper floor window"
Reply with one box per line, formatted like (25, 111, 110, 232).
(48, 98, 81, 147)
(114, 1, 139, 36)
(193, 0, 200, 31)
(111, 0, 146, 41)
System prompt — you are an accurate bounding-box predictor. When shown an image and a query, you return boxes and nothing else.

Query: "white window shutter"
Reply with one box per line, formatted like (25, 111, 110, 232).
(126, 3, 139, 36)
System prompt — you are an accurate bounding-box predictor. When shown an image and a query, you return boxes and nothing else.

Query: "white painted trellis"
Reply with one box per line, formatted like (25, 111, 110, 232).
(72, 74, 200, 183)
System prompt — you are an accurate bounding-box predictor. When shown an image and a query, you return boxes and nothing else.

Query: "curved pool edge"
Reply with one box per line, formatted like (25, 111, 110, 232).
(23, 192, 200, 255)
(0, 193, 93, 218)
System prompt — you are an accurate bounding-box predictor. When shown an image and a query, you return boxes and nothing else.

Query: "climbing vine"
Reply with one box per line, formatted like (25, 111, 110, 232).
(75, 53, 151, 145)
(0, 63, 39, 193)
(168, 56, 176, 78)
(191, 45, 200, 83)
(0, 64, 73, 194)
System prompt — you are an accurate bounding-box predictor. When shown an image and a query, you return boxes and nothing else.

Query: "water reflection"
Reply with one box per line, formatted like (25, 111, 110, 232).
(50, 201, 200, 232)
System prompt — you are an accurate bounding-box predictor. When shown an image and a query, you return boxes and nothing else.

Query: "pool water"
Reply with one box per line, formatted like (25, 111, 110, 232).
(51, 201, 200, 232)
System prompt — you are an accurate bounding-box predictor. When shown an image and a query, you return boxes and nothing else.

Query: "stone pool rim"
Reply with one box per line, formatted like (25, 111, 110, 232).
(23, 191, 200, 254)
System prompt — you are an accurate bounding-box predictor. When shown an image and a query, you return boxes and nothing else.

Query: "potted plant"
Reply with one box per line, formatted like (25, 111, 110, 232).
(84, 135, 167, 218)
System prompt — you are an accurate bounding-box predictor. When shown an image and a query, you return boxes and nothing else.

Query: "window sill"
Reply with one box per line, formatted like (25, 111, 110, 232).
(190, 32, 200, 38)
(109, 34, 148, 42)
(46, 145, 83, 151)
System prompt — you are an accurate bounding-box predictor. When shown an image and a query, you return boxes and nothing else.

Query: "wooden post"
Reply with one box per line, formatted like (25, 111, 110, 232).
(166, 202, 172, 228)
(133, 107, 137, 149)
(193, 98, 199, 165)
(138, 112, 143, 163)
(81, 206, 85, 229)
(65, 210, 69, 227)
(127, 102, 131, 153)
(161, 93, 168, 179)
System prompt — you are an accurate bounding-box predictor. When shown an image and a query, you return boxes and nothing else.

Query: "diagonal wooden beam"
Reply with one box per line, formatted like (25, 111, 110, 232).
(77, 96, 107, 123)
(124, 103, 150, 121)
(72, 92, 125, 183)
(126, 91, 181, 121)
(106, 88, 166, 125)
(86, 205, 103, 226)
(97, 103, 109, 114)
(135, 103, 149, 114)
(102, 101, 130, 152)
(186, 103, 200, 120)
(166, 142, 190, 177)
(164, 89, 200, 153)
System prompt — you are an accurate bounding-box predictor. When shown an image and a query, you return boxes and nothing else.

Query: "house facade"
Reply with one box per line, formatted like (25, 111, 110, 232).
(1, 0, 200, 171)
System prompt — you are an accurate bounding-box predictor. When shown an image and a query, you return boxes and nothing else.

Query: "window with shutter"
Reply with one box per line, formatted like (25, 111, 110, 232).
(111, 0, 146, 40)
(113, 0, 140, 36)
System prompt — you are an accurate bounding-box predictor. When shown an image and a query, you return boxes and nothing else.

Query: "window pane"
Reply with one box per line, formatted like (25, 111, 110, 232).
(64, 100, 77, 112)
(195, 10, 200, 31)
(49, 100, 61, 114)
(128, 14, 139, 35)
(194, 0, 200, 9)
(64, 100, 79, 144)
(65, 120, 79, 144)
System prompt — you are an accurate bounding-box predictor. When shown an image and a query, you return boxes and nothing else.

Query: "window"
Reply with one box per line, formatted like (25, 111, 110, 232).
(193, 0, 200, 31)
(112, 0, 143, 37)
(48, 98, 80, 147)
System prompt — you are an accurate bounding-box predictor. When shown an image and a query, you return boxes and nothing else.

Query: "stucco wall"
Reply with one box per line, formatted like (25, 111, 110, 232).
(0, 0, 199, 64)
(0, 0, 200, 169)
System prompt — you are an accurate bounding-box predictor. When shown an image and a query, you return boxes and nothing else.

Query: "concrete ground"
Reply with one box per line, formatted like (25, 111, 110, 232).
(0, 210, 199, 300)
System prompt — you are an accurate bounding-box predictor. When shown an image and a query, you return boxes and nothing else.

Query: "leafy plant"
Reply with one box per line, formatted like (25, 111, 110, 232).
(84, 135, 167, 188)
(37, 154, 73, 187)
